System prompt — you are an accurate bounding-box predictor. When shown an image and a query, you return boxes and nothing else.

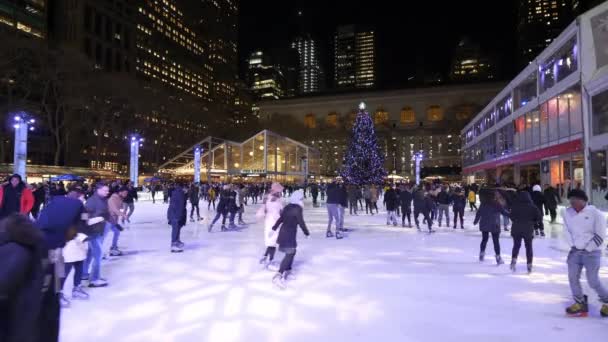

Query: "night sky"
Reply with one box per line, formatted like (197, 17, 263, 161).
(239, 0, 519, 89)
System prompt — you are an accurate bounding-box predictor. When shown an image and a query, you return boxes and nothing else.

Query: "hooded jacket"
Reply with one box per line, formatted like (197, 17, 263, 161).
(531, 186, 545, 211)
(413, 190, 432, 213)
(452, 192, 467, 211)
(508, 191, 542, 238)
(272, 190, 310, 249)
(399, 189, 413, 209)
(474, 201, 506, 233)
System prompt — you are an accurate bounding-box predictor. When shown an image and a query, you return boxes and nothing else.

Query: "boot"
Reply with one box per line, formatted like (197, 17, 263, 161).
(171, 243, 184, 253)
(540, 231, 545, 237)
(326, 230, 334, 238)
(510, 259, 517, 272)
(479, 251, 485, 262)
(496, 255, 504, 265)
(566, 295, 589, 317)
(535, 229, 539, 236)
(272, 272, 286, 290)
(527, 263, 533, 274)
(336, 230, 344, 240)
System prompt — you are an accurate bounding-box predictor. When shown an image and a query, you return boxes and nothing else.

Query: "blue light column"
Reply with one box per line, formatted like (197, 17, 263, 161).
(194, 145, 201, 183)
(130, 135, 144, 187)
(413, 152, 423, 186)
(13, 114, 35, 179)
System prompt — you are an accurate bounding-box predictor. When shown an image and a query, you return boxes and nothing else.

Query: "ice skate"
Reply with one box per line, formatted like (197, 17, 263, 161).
(402, 223, 406, 228)
(109, 247, 123, 257)
(208, 224, 214, 232)
(238, 220, 246, 225)
(221, 224, 227, 232)
(336, 230, 344, 239)
(176, 241, 185, 248)
(326, 230, 334, 238)
(72, 286, 90, 300)
(171, 243, 184, 253)
(60, 292, 71, 308)
(479, 251, 485, 262)
(197, 217, 203, 221)
(190, 218, 195, 223)
(504, 227, 509, 232)
(228, 223, 237, 230)
(540, 231, 545, 237)
(495, 255, 504, 265)
(285, 270, 297, 281)
(527, 263, 533, 274)
(259, 256, 268, 265)
(566, 295, 588, 317)
(416, 225, 421, 231)
(272, 272, 286, 290)
(510, 259, 517, 272)
(88, 279, 108, 288)
(534, 229, 539, 236)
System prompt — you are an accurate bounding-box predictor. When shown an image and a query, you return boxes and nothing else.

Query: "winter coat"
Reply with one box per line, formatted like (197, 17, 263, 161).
(347, 186, 358, 201)
(256, 194, 284, 247)
(543, 187, 560, 209)
(226, 190, 239, 213)
(124, 188, 138, 204)
(326, 184, 340, 204)
(370, 186, 378, 202)
(399, 190, 413, 209)
(562, 204, 607, 252)
(107, 193, 124, 225)
(338, 185, 348, 207)
(167, 188, 187, 227)
(413, 190, 431, 213)
(508, 192, 542, 238)
(189, 187, 200, 203)
(272, 203, 310, 248)
(531, 190, 545, 212)
(62, 233, 89, 263)
(383, 189, 399, 211)
(468, 190, 476, 203)
(474, 202, 505, 233)
(452, 194, 466, 212)
(37, 196, 87, 249)
(436, 191, 451, 205)
(0, 183, 34, 218)
(216, 190, 230, 213)
(0, 217, 45, 342)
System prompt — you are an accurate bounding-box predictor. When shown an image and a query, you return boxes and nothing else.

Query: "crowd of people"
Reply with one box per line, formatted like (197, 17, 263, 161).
(2, 173, 608, 342)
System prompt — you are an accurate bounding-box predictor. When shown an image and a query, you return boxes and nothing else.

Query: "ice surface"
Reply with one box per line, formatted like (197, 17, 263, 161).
(60, 197, 608, 342)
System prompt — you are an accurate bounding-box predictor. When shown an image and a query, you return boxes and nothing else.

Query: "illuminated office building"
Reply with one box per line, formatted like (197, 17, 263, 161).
(0, 0, 47, 38)
(292, 35, 324, 94)
(247, 50, 286, 100)
(450, 38, 494, 82)
(334, 25, 376, 89)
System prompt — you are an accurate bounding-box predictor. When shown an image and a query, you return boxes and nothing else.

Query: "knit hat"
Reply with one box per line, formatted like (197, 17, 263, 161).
(532, 185, 542, 192)
(289, 189, 304, 206)
(567, 189, 588, 202)
(270, 182, 284, 194)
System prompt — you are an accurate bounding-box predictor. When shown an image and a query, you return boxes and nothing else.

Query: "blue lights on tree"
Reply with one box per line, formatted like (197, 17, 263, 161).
(340, 102, 387, 185)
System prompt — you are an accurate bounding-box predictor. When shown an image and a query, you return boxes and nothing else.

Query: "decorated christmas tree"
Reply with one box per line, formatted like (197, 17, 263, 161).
(340, 102, 387, 185)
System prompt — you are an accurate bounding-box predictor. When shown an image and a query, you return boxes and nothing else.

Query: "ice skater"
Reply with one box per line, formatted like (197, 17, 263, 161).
(508, 191, 541, 273)
(562, 189, 608, 317)
(413, 187, 433, 232)
(383, 184, 399, 226)
(256, 182, 284, 269)
(270, 189, 310, 289)
(325, 182, 343, 239)
(168, 183, 187, 252)
(399, 184, 413, 227)
(474, 189, 507, 265)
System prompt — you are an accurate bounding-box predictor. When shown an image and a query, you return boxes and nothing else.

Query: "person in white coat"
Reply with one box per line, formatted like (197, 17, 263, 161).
(257, 182, 284, 268)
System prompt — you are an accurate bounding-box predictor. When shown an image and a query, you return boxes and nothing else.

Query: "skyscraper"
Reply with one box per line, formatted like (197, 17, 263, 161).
(334, 25, 376, 89)
(292, 35, 324, 94)
(450, 37, 495, 82)
(517, 0, 577, 65)
(247, 50, 286, 100)
(0, 0, 47, 38)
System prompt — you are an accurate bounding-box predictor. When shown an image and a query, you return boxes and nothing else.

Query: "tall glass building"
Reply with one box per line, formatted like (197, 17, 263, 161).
(461, 1, 608, 207)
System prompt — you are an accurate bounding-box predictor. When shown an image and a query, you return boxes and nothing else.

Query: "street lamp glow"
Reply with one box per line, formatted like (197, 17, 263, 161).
(14, 116, 21, 121)
(29, 119, 35, 124)
(359, 102, 366, 110)
(13, 124, 19, 129)
(29, 126, 34, 131)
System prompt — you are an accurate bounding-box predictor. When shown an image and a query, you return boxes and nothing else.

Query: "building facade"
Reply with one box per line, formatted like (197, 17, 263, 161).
(334, 25, 376, 89)
(247, 50, 286, 100)
(462, 1, 608, 207)
(0, 0, 47, 38)
(291, 35, 324, 94)
(450, 37, 494, 82)
(259, 83, 503, 179)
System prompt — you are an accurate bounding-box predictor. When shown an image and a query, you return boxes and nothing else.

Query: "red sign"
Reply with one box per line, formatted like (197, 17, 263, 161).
(462, 139, 583, 174)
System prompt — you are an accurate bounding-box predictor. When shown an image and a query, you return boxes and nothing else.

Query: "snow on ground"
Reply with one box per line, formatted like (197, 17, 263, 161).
(60, 197, 608, 342)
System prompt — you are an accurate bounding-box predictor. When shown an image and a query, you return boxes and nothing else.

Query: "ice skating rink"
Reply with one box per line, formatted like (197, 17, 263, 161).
(60, 199, 608, 342)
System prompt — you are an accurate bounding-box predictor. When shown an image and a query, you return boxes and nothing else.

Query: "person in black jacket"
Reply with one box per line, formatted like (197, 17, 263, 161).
(474, 189, 507, 265)
(543, 184, 560, 223)
(436, 186, 451, 227)
(325, 182, 342, 239)
(399, 185, 413, 227)
(168, 184, 187, 252)
(310, 183, 319, 207)
(531, 185, 546, 237)
(123, 182, 138, 224)
(452, 187, 466, 229)
(208, 185, 231, 232)
(31, 183, 46, 220)
(271, 190, 310, 288)
(384, 185, 399, 226)
(188, 184, 201, 222)
(508, 191, 542, 273)
(337, 183, 348, 232)
(413, 188, 433, 232)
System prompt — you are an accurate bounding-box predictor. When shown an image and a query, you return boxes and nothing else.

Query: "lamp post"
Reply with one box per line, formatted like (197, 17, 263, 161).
(12, 113, 35, 179)
(194, 145, 202, 183)
(129, 134, 144, 187)
(412, 151, 423, 186)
